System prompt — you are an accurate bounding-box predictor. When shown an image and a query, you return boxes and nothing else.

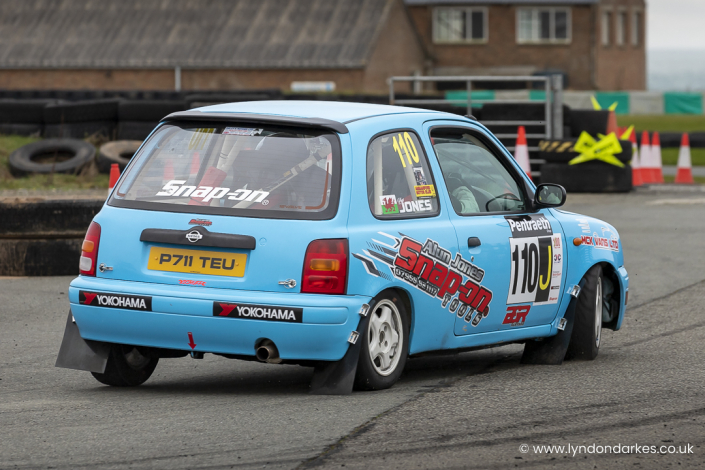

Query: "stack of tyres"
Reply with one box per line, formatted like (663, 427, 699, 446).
(539, 138, 633, 192)
(43, 99, 121, 139)
(0, 199, 103, 276)
(117, 100, 187, 140)
(0, 99, 59, 136)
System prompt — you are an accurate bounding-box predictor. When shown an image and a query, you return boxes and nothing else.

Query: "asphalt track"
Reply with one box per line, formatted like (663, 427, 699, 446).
(1, 188, 704, 469)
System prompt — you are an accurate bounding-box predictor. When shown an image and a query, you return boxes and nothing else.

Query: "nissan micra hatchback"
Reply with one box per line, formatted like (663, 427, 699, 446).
(56, 101, 628, 394)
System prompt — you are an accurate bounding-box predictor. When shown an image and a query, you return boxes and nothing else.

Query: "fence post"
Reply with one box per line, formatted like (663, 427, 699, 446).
(388, 78, 395, 105)
(544, 78, 552, 139)
(552, 75, 564, 139)
(466, 80, 472, 116)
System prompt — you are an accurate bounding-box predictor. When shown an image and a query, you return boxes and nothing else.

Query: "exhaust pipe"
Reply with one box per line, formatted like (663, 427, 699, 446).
(255, 339, 282, 364)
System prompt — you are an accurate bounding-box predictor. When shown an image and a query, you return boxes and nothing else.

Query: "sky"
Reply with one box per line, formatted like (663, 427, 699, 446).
(648, 0, 705, 50)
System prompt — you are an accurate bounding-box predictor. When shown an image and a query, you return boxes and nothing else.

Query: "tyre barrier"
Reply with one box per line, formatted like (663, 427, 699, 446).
(0, 99, 60, 136)
(97, 140, 142, 173)
(8, 139, 96, 176)
(43, 99, 121, 139)
(541, 162, 632, 193)
(117, 121, 158, 140)
(118, 100, 187, 122)
(569, 110, 609, 138)
(0, 199, 103, 276)
(538, 139, 632, 164)
(44, 121, 117, 139)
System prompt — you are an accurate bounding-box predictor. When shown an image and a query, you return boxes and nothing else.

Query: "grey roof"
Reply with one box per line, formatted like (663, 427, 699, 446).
(0, 0, 394, 69)
(405, 0, 598, 4)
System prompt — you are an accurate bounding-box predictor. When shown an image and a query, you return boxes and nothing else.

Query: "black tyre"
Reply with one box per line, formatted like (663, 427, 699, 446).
(97, 140, 142, 173)
(0, 99, 60, 124)
(117, 121, 158, 140)
(354, 292, 410, 391)
(0, 123, 43, 136)
(43, 99, 121, 124)
(566, 265, 603, 360)
(43, 121, 116, 139)
(540, 162, 632, 193)
(539, 139, 631, 164)
(118, 100, 186, 121)
(569, 110, 610, 138)
(91, 344, 158, 387)
(8, 139, 96, 176)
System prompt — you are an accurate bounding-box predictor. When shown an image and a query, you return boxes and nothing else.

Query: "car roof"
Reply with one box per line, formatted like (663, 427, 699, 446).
(192, 100, 441, 124)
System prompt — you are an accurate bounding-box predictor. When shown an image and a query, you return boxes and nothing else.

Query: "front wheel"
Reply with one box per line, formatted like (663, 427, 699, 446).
(91, 344, 159, 387)
(354, 292, 410, 391)
(566, 265, 603, 360)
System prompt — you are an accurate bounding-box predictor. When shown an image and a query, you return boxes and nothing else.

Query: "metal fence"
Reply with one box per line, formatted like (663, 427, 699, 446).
(388, 75, 565, 153)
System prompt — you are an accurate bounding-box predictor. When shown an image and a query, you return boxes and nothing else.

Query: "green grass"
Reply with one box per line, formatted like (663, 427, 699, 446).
(663, 174, 705, 184)
(617, 115, 705, 133)
(0, 135, 109, 190)
(659, 147, 705, 166)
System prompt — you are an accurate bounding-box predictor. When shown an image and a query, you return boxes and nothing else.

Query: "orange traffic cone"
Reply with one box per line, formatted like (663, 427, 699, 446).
(651, 132, 665, 183)
(675, 133, 695, 184)
(514, 126, 532, 180)
(629, 131, 643, 187)
(640, 131, 653, 184)
(108, 163, 120, 190)
(606, 110, 619, 136)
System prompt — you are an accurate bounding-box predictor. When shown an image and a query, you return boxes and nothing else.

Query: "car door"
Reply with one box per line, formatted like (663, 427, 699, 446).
(346, 126, 462, 355)
(424, 123, 565, 336)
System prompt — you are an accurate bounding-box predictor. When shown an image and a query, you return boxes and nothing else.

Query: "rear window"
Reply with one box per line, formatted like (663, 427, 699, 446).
(109, 121, 341, 220)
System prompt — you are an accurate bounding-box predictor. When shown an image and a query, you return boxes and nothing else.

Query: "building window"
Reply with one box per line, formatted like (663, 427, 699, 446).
(602, 11, 612, 46)
(433, 7, 488, 43)
(631, 10, 641, 46)
(516, 8, 570, 44)
(616, 11, 626, 46)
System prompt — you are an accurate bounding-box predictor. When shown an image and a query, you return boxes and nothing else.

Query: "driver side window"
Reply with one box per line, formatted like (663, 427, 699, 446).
(430, 128, 526, 215)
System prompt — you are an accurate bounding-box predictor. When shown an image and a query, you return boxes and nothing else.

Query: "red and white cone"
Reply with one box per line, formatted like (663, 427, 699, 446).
(651, 132, 665, 184)
(629, 131, 643, 186)
(108, 163, 120, 194)
(675, 133, 695, 184)
(640, 131, 653, 184)
(514, 126, 532, 180)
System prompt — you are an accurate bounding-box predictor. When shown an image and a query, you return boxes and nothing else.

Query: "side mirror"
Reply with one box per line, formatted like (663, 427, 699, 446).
(534, 183, 566, 208)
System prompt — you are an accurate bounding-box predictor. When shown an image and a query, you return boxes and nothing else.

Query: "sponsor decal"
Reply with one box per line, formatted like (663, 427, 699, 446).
(185, 230, 203, 243)
(353, 232, 493, 327)
(79, 291, 152, 311)
(222, 127, 263, 136)
(576, 219, 619, 252)
(413, 167, 427, 185)
(506, 214, 553, 238)
(503, 305, 530, 327)
(179, 279, 206, 286)
(414, 185, 436, 198)
(213, 302, 302, 323)
(505, 215, 563, 306)
(189, 218, 212, 226)
(156, 180, 269, 204)
(380, 194, 399, 215)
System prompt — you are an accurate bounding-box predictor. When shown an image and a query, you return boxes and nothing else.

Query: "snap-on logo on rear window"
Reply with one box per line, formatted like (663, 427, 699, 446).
(213, 302, 303, 323)
(79, 291, 152, 311)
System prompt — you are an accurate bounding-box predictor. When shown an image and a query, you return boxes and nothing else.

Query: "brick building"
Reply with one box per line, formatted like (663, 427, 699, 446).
(406, 0, 646, 90)
(0, 0, 645, 93)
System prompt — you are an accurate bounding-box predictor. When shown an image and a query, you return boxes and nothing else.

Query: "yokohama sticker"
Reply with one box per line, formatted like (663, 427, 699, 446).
(79, 291, 152, 311)
(213, 302, 303, 323)
(505, 215, 563, 306)
(353, 232, 493, 327)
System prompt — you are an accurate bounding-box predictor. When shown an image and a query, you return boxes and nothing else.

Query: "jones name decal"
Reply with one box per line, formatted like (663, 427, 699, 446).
(353, 233, 493, 327)
(213, 302, 303, 323)
(79, 291, 152, 311)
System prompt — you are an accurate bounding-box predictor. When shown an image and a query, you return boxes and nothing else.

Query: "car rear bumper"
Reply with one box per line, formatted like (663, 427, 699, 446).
(68, 276, 371, 361)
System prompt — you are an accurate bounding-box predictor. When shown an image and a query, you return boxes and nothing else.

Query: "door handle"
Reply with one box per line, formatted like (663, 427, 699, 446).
(467, 237, 481, 247)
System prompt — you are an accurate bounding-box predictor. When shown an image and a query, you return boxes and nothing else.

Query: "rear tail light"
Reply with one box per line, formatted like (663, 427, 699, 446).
(301, 239, 348, 294)
(79, 222, 101, 276)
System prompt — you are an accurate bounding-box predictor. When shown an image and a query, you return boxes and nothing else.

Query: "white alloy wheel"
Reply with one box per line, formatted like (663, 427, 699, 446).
(594, 276, 603, 348)
(367, 299, 403, 376)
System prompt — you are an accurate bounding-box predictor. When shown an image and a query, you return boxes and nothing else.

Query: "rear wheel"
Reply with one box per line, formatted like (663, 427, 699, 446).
(91, 344, 158, 387)
(566, 265, 603, 360)
(354, 292, 409, 391)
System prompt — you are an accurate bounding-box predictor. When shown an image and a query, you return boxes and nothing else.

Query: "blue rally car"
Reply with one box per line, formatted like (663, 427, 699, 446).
(56, 101, 628, 394)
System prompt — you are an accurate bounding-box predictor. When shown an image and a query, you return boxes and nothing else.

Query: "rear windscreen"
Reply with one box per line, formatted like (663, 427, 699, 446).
(110, 122, 341, 219)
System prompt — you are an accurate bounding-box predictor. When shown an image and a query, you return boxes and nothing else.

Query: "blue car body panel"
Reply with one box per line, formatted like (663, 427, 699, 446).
(69, 101, 628, 362)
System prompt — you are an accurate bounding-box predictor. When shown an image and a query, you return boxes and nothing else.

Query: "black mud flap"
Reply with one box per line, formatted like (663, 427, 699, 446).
(55, 310, 110, 373)
(309, 310, 372, 395)
(521, 280, 585, 365)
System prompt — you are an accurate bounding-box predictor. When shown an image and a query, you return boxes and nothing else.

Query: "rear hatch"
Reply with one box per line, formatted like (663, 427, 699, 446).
(97, 119, 345, 293)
